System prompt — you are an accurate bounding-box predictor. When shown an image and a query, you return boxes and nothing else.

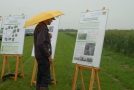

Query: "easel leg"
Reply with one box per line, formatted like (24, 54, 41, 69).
(30, 59, 37, 86)
(89, 68, 95, 90)
(1, 55, 6, 79)
(19, 56, 24, 78)
(79, 68, 85, 90)
(14, 56, 19, 81)
(95, 71, 101, 90)
(51, 61, 56, 85)
(6, 58, 10, 73)
(72, 64, 79, 90)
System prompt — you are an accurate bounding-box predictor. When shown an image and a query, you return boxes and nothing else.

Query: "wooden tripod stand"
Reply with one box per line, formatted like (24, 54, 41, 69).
(30, 58, 56, 86)
(72, 64, 101, 90)
(1, 54, 24, 81)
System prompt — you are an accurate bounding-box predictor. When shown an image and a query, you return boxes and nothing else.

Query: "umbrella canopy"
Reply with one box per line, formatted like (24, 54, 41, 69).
(24, 10, 64, 28)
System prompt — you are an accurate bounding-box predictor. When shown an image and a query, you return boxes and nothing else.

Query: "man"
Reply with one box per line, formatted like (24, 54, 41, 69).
(34, 18, 54, 90)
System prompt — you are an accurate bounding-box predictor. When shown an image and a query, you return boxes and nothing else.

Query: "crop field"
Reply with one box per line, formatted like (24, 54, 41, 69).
(104, 30, 134, 57)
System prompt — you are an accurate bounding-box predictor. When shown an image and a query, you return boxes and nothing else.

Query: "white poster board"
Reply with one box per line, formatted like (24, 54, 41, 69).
(0, 16, 2, 29)
(0, 15, 26, 54)
(31, 17, 60, 59)
(72, 10, 109, 68)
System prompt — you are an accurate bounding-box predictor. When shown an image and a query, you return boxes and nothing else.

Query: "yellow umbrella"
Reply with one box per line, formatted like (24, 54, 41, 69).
(24, 10, 64, 28)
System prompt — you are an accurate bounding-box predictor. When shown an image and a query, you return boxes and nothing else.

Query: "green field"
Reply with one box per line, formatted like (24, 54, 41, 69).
(104, 30, 134, 57)
(0, 32, 134, 90)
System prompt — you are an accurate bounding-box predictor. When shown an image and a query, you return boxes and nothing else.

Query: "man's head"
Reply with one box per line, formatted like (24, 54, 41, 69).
(43, 18, 55, 25)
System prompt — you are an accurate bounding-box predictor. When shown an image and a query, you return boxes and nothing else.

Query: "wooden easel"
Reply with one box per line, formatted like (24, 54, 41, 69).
(1, 54, 24, 81)
(30, 58, 56, 86)
(72, 64, 101, 90)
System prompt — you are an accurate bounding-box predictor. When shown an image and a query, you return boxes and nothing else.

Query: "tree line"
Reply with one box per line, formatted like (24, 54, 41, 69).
(58, 29, 77, 32)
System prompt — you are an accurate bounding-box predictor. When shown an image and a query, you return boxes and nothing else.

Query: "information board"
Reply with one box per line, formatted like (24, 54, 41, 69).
(0, 15, 26, 54)
(72, 10, 109, 67)
(0, 16, 2, 29)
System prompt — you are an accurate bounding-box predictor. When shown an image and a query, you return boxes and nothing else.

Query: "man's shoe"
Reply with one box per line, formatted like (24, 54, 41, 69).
(40, 87, 49, 90)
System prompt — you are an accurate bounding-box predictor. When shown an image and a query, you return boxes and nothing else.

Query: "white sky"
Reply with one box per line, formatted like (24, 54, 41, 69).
(0, 0, 134, 30)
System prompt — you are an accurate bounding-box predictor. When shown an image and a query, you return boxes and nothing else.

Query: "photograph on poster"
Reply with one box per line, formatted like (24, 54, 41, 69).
(14, 25, 18, 28)
(79, 56, 87, 61)
(74, 57, 80, 61)
(84, 43, 95, 56)
(48, 26, 54, 32)
(13, 29, 15, 33)
(87, 57, 93, 63)
(78, 33, 87, 40)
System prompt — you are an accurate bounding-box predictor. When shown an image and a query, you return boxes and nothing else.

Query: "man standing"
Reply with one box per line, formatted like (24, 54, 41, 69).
(34, 18, 54, 90)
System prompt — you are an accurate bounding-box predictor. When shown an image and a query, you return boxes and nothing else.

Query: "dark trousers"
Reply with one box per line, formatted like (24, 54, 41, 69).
(36, 57, 50, 87)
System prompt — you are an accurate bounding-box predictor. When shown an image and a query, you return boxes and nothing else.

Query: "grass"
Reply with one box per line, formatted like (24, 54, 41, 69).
(0, 32, 134, 90)
(100, 48, 134, 90)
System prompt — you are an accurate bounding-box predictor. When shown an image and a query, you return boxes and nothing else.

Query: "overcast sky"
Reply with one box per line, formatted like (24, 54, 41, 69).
(0, 0, 134, 30)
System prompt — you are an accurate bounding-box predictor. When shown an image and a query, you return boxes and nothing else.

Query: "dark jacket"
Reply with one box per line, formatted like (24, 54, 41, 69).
(34, 22, 52, 58)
